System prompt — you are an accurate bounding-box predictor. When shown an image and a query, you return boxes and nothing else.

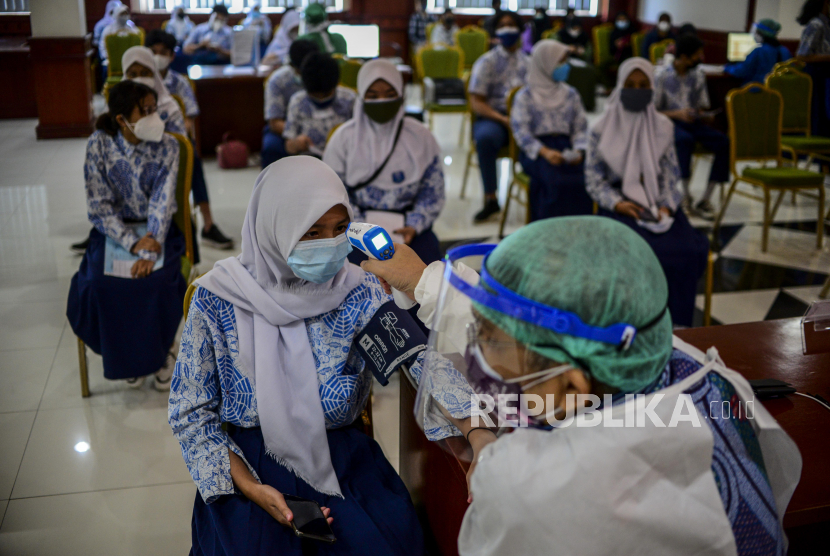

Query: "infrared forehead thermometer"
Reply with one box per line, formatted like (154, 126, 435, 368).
(347, 222, 417, 309)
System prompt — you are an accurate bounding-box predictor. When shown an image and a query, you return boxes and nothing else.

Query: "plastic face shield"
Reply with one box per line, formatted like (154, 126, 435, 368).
(413, 244, 645, 456)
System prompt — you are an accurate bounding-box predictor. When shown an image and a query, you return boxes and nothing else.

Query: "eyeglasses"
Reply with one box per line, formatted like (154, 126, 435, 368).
(139, 104, 158, 117)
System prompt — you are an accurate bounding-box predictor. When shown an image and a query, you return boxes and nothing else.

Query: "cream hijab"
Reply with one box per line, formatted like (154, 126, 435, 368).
(527, 39, 571, 111)
(121, 46, 182, 123)
(266, 9, 301, 62)
(197, 157, 365, 498)
(591, 57, 675, 213)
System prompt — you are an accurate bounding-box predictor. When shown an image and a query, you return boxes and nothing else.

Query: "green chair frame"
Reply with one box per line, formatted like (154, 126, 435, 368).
(497, 86, 531, 238)
(454, 25, 489, 71)
(592, 22, 613, 68)
(649, 38, 674, 64)
(417, 43, 468, 146)
(766, 67, 830, 166)
(334, 54, 362, 91)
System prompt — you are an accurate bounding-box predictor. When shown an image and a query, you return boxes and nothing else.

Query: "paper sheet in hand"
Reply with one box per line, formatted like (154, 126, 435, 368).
(231, 28, 258, 66)
(104, 223, 164, 279)
(364, 210, 405, 244)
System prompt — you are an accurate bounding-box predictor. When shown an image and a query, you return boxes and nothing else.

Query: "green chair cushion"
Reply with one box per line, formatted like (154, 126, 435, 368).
(515, 171, 530, 185)
(780, 135, 830, 152)
(742, 166, 824, 187)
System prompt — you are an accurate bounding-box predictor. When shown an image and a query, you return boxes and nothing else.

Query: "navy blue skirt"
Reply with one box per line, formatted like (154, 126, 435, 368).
(66, 225, 187, 380)
(521, 135, 593, 221)
(190, 425, 424, 556)
(599, 208, 709, 327)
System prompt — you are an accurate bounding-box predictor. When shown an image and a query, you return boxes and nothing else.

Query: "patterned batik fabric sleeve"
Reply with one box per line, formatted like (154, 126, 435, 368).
(510, 88, 544, 160)
(169, 291, 260, 504)
(694, 69, 711, 111)
(162, 107, 187, 136)
(405, 156, 445, 234)
(145, 136, 180, 253)
(468, 54, 491, 98)
(570, 90, 589, 152)
(84, 133, 140, 254)
(657, 144, 683, 211)
(585, 130, 624, 211)
(652, 68, 669, 111)
(282, 95, 302, 140)
(173, 73, 200, 117)
(264, 71, 288, 121)
(797, 20, 821, 56)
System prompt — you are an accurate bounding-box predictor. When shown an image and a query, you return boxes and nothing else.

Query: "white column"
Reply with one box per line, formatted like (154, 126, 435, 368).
(29, 0, 87, 38)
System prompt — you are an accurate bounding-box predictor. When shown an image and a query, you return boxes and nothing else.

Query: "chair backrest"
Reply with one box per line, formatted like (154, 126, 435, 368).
(106, 31, 143, 76)
(337, 56, 363, 90)
(161, 20, 168, 31)
(426, 22, 436, 43)
(773, 58, 806, 73)
(649, 39, 674, 64)
(567, 63, 597, 112)
(726, 84, 783, 165)
(506, 86, 522, 163)
(631, 31, 645, 59)
(766, 67, 812, 135)
(454, 25, 489, 70)
(171, 94, 187, 117)
(592, 23, 613, 66)
(417, 44, 464, 80)
(167, 132, 195, 275)
(541, 28, 558, 40)
(327, 122, 343, 144)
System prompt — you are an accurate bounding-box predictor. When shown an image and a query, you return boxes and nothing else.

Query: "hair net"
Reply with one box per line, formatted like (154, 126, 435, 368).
(305, 2, 327, 25)
(474, 216, 673, 393)
(755, 18, 782, 38)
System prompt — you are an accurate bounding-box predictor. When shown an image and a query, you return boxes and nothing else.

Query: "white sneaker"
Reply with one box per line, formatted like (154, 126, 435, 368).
(126, 376, 146, 389)
(153, 351, 176, 392)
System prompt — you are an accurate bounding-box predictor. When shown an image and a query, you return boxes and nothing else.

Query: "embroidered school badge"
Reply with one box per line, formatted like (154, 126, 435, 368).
(392, 171, 405, 183)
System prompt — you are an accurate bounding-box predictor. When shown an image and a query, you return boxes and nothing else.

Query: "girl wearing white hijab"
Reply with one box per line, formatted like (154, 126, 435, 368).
(263, 9, 301, 65)
(169, 157, 426, 555)
(324, 59, 445, 264)
(99, 4, 139, 64)
(510, 39, 592, 219)
(93, 1, 123, 51)
(585, 57, 708, 327)
(166, 5, 194, 45)
(241, 1, 273, 49)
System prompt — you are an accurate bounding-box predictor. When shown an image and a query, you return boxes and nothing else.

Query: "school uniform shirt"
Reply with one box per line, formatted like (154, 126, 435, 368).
(159, 102, 186, 136)
(468, 46, 530, 115)
(164, 70, 200, 118)
(430, 24, 459, 45)
(510, 84, 588, 160)
(585, 128, 683, 212)
(797, 14, 830, 56)
(184, 22, 234, 53)
(84, 130, 179, 262)
(282, 87, 357, 151)
(264, 65, 303, 121)
(653, 64, 710, 112)
(170, 276, 472, 503)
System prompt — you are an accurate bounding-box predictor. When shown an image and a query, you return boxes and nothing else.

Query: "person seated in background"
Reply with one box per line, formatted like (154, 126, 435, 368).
(283, 52, 356, 157)
(67, 81, 186, 392)
(183, 4, 232, 65)
(263, 8, 300, 66)
(93, 1, 123, 54)
(586, 58, 709, 328)
(297, 2, 347, 55)
(468, 10, 529, 223)
(166, 5, 194, 46)
(530, 7, 552, 45)
(430, 8, 459, 46)
(262, 39, 319, 168)
(642, 12, 675, 58)
(146, 30, 199, 138)
(241, 1, 272, 54)
(511, 40, 592, 220)
(557, 16, 590, 60)
(609, 11, 636, 63)
(653, 33, 729, 219)
(99, 4, 140, 71)
(170, 157, 427, 555)
(324, 60, 445, 264)
(123, 45, 234, 250)
(726, 19, 792, 85)
(482, 0, 504, 43)
(408, 0, 435, 51)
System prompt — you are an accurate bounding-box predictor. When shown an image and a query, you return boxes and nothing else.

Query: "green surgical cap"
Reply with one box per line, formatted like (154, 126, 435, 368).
(756, 19, 781, 38)
(475, 216, 673, 393)
(305, 3, 327, 25)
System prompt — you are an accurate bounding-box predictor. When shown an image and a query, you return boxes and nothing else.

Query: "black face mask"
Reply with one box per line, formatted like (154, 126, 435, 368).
(620, 88, 653, 112)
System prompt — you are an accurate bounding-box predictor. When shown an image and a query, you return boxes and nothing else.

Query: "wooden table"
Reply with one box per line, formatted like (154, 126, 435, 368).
(187, 64, 269, 158)
(399, 318, 830, 555)
(0, 37, 37, 119)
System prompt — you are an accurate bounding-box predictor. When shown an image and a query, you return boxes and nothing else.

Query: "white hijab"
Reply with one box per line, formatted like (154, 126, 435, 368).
(121, 46, 182, 123)
(167, 7, 193, 43)
(266, 9, 301, 61)
(110, 4, 130, 31)
(527, 39, 571, 111)
(591, 57, 674, 214)
(324, 59, 440, 190)
(196, 157, 365, 498)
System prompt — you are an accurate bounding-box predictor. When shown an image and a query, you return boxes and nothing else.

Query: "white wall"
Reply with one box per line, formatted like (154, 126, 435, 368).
(754, 0, 805, 40)
(638, 0, 749, 32)
(30, 0, 86, 37)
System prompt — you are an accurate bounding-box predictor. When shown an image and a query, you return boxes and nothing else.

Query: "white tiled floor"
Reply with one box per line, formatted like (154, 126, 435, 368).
(1, 85, 827, 553)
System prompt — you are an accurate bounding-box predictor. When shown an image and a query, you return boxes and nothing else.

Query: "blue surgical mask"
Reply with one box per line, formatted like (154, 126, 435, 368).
(496, 27, 521, 48)
(552, 63, 571, 82)
(286, 234, 352, 284)
(310, 92, 336, 108)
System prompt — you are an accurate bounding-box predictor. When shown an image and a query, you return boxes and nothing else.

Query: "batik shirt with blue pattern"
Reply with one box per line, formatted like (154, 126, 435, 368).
(585, 129, 684, 212)
(653, 64, 711, 112)
(264, 65, 303, 121)
(184, 22, 233, 52)
(83, 130, 179, 262)
(622, 351, 785, 555)
(169, 274, 472, 503)
(468, 46, 529, 115)
(159, 101, 186, 136)
(283, 87, 357, 151)
(164, 70, 200, 118)
(510, 85, 588, 160)
(797, 14, 830, 56)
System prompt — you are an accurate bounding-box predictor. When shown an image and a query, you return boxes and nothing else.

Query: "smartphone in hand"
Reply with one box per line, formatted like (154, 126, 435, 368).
(283, 494, 337, 544)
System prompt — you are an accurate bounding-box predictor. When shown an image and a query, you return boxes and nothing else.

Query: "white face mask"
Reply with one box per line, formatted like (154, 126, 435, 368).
(117, 14, 129, 26)
(125, 112, 165, 143)
(130, 76, 156, 91)
(212, 19, 224, 32)
(657, 21, 671, 33)
(568, 27, 580, 37)
(753, 31, 764, 44)
(153, 54, 171, 72)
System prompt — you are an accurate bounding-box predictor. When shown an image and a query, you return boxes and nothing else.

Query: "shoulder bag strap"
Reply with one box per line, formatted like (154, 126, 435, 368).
(346, 118, 405, 193)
